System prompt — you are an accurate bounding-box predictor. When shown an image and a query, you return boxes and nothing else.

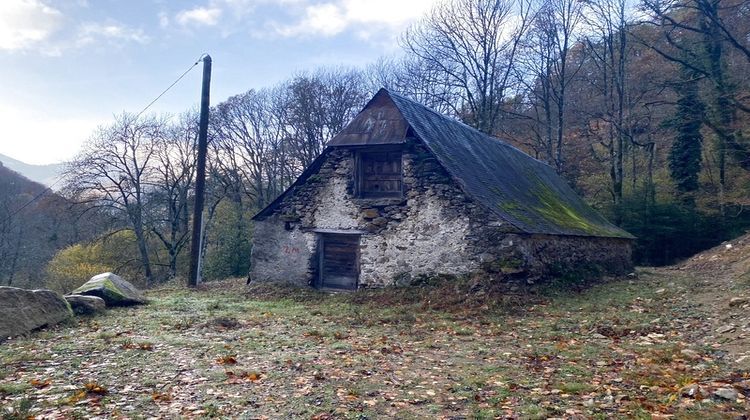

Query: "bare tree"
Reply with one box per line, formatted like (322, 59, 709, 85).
(213, 89, 276, 208)
(365, 56, 460, 114)
(151, 112, 198, 279)
(579, 0, 632, 215)
(64, 113, 165, 286)
(517, 0, 584, 173)
(401, 0, 534, 134)
(282, 68, 368, 167)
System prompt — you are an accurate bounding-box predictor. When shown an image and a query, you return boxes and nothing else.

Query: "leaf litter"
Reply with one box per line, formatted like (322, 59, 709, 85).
(0, 243, 749, 419)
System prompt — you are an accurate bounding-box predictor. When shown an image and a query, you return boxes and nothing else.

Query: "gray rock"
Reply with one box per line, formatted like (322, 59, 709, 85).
(680, 384, 704, 399)
(713, 388, 738, 401)
(71, 272, 146, 306)
(64, 294, 106, 315)
(0, 287, 73, 340)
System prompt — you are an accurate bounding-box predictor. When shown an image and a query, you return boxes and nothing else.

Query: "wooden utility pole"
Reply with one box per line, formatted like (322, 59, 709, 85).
(188, 54, 212, 288)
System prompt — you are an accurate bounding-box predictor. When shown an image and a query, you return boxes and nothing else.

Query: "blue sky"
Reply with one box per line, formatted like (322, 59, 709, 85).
(0, 0, 437, 164)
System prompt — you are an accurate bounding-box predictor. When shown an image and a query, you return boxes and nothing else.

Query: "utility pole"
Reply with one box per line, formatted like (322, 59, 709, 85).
(189, 54, 211, 288)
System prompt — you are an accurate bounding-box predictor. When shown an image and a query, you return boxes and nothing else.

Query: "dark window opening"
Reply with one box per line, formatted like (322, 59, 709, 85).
(357, 151, 402, 198)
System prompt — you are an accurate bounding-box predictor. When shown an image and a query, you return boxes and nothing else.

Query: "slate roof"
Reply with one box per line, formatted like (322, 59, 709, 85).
(254, 89, 634, 239)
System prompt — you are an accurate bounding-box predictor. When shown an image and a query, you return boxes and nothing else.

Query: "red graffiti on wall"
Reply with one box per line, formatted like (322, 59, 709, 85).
(282, 245, 300, 255)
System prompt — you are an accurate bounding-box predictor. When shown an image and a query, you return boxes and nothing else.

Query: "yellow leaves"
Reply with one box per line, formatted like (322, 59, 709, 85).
(335, 387, 359, 401)
(63, 382, 107, 405)
(84, 382, 108, 395)
(152, 391, 172, 402)
(216, 354, 237, 365)
(225, 370, 262, 384)
(66, 390, 88, 405)
(30, 378, 50, 389)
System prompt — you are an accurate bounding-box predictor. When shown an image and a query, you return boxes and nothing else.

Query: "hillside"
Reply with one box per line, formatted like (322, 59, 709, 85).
(0, 153, 63, 189)
(660, 232, 750, 359)
(1, 255, 748, 418)
(0, 163, 92, 288)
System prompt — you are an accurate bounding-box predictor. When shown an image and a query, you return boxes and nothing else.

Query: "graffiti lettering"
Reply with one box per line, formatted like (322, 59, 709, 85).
(282, 245, 300, 254)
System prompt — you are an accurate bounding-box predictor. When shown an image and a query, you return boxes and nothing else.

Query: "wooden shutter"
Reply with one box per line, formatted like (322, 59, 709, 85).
(359, 152, 402, 198)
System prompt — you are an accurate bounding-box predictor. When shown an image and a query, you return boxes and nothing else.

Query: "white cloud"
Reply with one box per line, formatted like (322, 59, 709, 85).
(75, 22, 150, 47)
(276, 0, 437, 38)
(176, 6, 223, 27)
(0, 0, 64, 52)
(0, 104, 99, 165)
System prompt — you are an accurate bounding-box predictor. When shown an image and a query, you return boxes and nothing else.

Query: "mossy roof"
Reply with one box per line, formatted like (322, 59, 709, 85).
(385, 89, 633, 239)
(254, 89, 634, 240)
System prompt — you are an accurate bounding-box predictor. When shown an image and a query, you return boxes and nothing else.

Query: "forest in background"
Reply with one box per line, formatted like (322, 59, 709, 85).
(1, 0, 749, 290)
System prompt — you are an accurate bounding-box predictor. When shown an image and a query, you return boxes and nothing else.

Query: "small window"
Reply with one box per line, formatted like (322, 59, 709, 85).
(357, 151, 402, 198)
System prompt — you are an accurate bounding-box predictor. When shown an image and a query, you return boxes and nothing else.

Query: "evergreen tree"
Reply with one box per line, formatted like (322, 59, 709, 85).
(668, 73, 705, 200)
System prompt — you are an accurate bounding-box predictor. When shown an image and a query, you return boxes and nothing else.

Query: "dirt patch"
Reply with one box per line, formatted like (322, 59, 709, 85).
(657, 231, 750, 367)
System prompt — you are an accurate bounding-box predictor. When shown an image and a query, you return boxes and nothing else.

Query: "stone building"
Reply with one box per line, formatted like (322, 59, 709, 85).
(249, 89, 634, 290)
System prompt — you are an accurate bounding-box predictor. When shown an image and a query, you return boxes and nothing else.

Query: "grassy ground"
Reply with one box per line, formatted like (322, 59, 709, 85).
(1, 268, 748, 419)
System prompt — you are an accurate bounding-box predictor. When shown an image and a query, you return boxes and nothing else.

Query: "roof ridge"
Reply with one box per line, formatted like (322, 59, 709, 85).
(383, 89, 557, 171)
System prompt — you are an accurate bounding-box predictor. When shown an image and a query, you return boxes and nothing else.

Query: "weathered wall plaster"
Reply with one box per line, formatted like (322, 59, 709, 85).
(249, 139, 633, 288)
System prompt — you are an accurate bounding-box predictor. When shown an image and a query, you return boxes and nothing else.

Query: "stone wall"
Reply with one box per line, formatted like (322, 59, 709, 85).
(471, 231, 634, 280)
(250, 139, 510, 287)
(249, 138, 633, 288)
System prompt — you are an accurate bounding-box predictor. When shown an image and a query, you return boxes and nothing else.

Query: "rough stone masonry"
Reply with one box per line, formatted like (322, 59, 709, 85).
(249, 89, 633, 289)
(251, 140, 631, 288)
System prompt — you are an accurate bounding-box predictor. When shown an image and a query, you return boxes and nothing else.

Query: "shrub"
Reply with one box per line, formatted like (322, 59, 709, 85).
(45, 231, 141, 293)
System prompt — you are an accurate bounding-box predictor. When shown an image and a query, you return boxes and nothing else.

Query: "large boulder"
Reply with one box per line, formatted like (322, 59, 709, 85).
(0, 287, 73, 340)
(71, 272, 146, 306)
(64, 294, 106, 315)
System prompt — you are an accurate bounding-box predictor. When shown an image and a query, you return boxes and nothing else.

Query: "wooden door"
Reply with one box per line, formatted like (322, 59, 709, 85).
(319, 234, 360, 290)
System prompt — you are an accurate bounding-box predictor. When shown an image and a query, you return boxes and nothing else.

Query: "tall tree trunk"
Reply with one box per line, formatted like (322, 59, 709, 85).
(131, 211, 153, 286)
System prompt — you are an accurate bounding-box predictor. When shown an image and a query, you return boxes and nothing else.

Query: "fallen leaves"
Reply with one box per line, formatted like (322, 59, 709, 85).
(30, 378, 50, 389)
(1, 274, 748, 418)
(216, 354, 237, 365)
(62, 382, 108, 405)
(225, 370, 262, 383)
(120, 340, 154, 351)
(84, 382, 108, 395)
(152, 391, 172, 402)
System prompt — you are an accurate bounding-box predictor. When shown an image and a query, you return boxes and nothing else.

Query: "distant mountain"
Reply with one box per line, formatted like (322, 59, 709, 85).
(0, 153, 64, 189)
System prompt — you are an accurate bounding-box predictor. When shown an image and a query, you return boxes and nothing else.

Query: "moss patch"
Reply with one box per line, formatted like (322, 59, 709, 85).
(531, 183, 621, 237)
(75, 278, 127, 303)
(481, 256, 526, 274)
(496, 201, 535, 226)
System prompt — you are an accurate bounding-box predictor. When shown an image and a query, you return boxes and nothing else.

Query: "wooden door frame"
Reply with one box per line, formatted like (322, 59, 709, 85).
(317, 232, 361, 290)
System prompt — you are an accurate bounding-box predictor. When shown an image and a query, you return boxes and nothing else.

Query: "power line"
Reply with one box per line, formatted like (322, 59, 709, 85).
(0, 176, 65, 226)
(1, 54, 208, 226)
(135, 53, 208, 119)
